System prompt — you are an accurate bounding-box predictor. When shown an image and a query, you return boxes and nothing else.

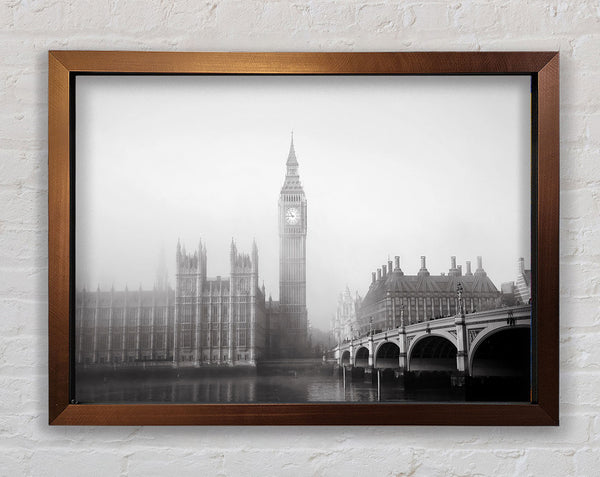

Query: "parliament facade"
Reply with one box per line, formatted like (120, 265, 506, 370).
(75, 136, 309, 367)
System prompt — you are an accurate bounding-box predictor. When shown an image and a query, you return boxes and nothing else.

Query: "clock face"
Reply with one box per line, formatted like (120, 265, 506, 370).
(285, 207, 300, 225)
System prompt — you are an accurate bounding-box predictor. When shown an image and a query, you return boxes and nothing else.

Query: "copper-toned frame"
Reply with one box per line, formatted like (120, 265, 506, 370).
(49, 51, 559, 426)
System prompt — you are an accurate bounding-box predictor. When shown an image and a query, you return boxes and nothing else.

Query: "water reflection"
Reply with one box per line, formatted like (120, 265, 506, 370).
(76, 372, 464, 404)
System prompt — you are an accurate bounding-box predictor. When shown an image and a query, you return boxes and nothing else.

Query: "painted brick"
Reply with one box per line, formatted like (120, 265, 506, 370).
(0, 0, 599, 475)
(356, 4, 402, 34)
(521, 448, 577, 476)
(560, 296, 600, 328)
(575, 448, 600, 477)
(0, 449, 33, 477)
(30, 450, 122, 477)
(127, 449, 224, 476)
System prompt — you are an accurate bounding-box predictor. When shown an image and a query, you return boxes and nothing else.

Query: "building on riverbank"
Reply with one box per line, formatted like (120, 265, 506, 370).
(75, 136, 310, 367)
(75, 239, 268, 367)
(356, 255, 500, 335)
(331, 286, 362, 344)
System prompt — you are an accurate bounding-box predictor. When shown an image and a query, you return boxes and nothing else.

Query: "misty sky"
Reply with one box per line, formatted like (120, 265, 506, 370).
(76, 74, 531, 330)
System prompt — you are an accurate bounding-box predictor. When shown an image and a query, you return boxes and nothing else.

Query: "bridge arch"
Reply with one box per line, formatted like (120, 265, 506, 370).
(469, 325, 530, 377)
(354, 346, 370, 367)
(374, 341, 400, 369)
(407, 333, 457, 372)
(341, 350, 351, 366)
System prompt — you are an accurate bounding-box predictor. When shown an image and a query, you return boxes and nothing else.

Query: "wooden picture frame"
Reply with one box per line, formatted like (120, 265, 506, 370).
(48, 51, 559, 425)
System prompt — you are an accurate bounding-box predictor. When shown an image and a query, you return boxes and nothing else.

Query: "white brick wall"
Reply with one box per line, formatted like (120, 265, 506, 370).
(0, 1, 598, 475)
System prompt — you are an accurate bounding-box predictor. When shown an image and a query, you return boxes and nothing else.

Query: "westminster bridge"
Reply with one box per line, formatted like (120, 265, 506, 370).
(333, 304, 531, 378)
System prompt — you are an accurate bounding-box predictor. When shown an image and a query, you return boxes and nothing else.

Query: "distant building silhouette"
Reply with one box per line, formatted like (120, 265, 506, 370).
(500, 257, 532, 306)
(76, 240, 267, 367)
(75, 136, 310, 367)
(515, 257, 532, 304)
(331, 286, 362, 343)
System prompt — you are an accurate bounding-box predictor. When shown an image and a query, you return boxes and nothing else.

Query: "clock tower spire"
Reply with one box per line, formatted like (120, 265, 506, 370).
(278, 132, 308, 357)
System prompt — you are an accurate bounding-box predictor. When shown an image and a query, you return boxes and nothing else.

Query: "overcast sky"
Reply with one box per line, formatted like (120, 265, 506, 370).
(76, 74, 531, 330)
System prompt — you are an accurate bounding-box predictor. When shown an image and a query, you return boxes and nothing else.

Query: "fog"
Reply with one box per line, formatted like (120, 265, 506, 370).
(76, 75, 531, 331)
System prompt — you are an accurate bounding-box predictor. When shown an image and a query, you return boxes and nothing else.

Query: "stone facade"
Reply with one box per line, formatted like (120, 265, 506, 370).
(75, 137, 309, 365)
(331, 286, 362, 343)
(515, 257, 532, 304)
(75, 239, 267, 367)
(357, 255, 500, 335)
(267, 135, 310, 358)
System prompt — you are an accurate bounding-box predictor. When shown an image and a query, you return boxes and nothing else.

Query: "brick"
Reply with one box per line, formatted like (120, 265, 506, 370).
(586, 113, 600, 144)
(562, 372, 600, 408)
(0, 376, 41, 414)
(561, 188, 600, 220)
(0, 185, 47, 227)
(0, 448, 33, 477)
(160, 1, 218, 32)
(0, 0, 598, 474)
(0, 150, 47, 189)
(12, 0, 67, 32)
(561, 332, 600, 370)
(0, 298, 47, 337)
(308, 2, 357, 31)
(127, 449, 224, 477)
(521, 448, 577, 476)
(561, 259, 600, 299)
(575, 448, 600, 477)
(64, 0, 113, 31)
(409, 3, 453, 31)
(561, 148, 600, 190)
(571, 34, 600, 72)
(357, 4, 402, 34)
(563, 70, 600, 110)
(0, 335, 44, 374)
(560, 296, 600, 328)
(562, 111, 588, 145)
(30, 450, 122, 477)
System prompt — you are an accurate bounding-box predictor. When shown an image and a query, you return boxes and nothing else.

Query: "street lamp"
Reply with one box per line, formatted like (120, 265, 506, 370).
(400, 307, 406, 327)
(456, 282, 465, 316)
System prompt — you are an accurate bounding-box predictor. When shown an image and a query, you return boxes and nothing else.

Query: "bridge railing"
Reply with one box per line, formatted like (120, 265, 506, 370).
(332, 304, 532, 353)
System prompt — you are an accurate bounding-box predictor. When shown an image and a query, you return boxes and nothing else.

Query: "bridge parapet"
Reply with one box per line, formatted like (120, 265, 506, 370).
(334, 305, 532, 374)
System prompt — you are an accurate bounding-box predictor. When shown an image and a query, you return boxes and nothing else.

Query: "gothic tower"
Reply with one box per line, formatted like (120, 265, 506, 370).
(278, 133, 308, 357)
(173, 238, 206, 365)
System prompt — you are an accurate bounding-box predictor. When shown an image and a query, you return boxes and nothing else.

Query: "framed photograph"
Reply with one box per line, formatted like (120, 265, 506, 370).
(48, 51, 559, 425)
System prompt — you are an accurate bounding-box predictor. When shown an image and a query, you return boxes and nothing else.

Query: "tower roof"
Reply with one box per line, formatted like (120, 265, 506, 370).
(286, 132, 298, 167)
(281, 132, 304, 194)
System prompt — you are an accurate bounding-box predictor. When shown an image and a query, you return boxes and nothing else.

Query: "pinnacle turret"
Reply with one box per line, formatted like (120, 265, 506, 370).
(281, 132, 304, 193)
(286, 131, 298, 169)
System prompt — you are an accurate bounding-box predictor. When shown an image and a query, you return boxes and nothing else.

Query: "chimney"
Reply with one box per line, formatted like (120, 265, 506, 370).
(418, 255, 430, 277)
(451, 256, 457, 269)
(475, 256, 486, 276)
(466, 261, 472, 275)
(382, 265, 387, 278)
(388, 260, 393, 274)
(372, 272, 376, 284)
(377, 268, 382, 280)
(394, 256, 400, 270)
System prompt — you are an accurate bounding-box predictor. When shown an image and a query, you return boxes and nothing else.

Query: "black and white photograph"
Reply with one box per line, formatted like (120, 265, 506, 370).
(74, 74, 533, 404)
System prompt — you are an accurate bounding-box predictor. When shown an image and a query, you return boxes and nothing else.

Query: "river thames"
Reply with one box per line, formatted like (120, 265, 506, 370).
(76, 366, 469, 404)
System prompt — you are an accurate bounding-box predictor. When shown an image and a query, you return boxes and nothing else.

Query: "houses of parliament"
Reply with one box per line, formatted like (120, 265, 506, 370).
(75, 136, 308, 367)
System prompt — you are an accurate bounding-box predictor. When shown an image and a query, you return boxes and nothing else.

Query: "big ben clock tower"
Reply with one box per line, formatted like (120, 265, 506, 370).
(278, 133, 308, 357)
